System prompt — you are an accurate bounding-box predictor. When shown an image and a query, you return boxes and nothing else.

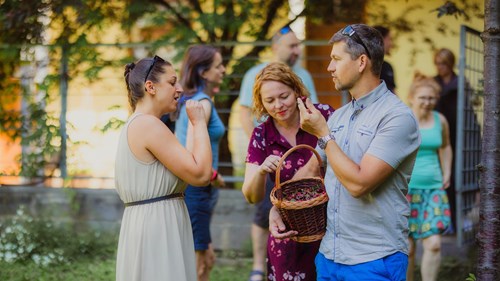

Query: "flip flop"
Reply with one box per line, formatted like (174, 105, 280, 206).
(248, 270, 265, 281)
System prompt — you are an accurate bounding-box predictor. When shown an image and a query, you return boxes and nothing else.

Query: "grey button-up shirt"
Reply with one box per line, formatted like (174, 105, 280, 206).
(318, 82, 421, 265)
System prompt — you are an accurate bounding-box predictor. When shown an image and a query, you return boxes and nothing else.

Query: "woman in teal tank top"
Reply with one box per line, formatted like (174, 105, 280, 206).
(406, 73, 453, 281)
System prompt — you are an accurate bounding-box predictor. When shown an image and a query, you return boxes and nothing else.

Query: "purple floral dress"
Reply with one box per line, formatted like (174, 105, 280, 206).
(246, 103, 334, 281)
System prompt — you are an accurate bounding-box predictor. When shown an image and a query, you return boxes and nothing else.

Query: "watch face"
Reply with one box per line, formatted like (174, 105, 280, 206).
(318, 136, 328, 149)
(319, 133, 333, 149)
(318, 139, 324, 149)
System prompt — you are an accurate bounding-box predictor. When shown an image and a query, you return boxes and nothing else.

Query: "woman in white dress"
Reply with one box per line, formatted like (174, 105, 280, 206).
(115, 55, 212, 281)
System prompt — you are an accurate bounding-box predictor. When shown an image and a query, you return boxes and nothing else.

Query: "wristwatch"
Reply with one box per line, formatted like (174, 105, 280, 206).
(318, 132, 335, 150)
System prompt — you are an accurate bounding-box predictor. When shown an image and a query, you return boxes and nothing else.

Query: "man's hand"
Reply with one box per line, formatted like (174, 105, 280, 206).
(269, 206, 298, 239)
(297, 98, 329, 138)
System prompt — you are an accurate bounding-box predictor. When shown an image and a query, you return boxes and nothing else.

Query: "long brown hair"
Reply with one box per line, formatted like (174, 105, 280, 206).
(179, 45, 220, 96)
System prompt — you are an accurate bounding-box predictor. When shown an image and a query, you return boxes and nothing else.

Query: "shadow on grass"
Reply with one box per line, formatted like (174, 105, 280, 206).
(212, 245, 478, 281)
(412, 245, 477, 281)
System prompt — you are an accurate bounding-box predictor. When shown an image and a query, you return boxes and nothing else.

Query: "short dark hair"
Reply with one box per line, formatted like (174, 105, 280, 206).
(329, 24, 384, 76)
(373, 25, 390, 38)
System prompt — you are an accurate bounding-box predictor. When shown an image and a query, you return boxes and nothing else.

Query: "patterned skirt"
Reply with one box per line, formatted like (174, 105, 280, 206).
(406, 188, 451, 240)
(267, 235, 320, 281)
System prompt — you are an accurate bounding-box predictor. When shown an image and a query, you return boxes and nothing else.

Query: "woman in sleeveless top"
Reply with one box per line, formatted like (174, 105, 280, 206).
(406, 73, 452, 281)
(115, 56, 212, 281)
(174, 45, 226, 281)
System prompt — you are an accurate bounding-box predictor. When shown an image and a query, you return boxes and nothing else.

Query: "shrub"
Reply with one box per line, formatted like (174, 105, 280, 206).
(0, 206, 116, 266)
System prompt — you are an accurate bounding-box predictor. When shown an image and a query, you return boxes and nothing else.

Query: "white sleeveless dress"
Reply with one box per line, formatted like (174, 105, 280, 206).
(114, 114, 196, 281)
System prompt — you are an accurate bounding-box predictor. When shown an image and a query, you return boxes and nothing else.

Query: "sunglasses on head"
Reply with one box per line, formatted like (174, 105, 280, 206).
(144, 55, 165, 83)
(278, 26, 292, 35)
(341, 25, 371, 59)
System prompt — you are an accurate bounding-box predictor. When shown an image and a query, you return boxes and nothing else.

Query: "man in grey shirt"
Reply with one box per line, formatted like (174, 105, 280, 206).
(270, 24, 420, 281)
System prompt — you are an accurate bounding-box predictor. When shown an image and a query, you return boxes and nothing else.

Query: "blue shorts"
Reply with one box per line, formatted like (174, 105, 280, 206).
(315, 251, 408, 281)
(184, 184, 219, 251)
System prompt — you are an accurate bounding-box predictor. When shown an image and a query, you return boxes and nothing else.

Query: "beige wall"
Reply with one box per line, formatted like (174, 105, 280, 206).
(366, 0, 484, 103)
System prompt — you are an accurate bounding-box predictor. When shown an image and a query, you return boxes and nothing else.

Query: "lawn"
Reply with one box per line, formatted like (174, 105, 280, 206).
(0, 207, 478, 281)
(0, 257, 253, 281)
(0, 255, 477, 281)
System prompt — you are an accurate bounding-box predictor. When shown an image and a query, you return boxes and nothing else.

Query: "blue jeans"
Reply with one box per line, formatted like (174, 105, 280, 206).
(315, 251, 408, 281)
(185, 185, 219, 251)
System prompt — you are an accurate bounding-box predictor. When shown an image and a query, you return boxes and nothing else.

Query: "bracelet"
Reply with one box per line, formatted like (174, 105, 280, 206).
(211, 170, 218, 181)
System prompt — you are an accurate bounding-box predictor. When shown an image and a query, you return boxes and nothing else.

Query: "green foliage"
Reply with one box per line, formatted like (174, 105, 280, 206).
(465, 273, 477, 281)
(0, 0, 128, 179)
(0, 258, 116, 281)
(0, 66, 61, 178)
(0, 0, 297, 180)
(4, 0, 480, 180)
(210, 260, 252, 281)
(0, 0, 50, 45)
(127, 0, 290, 72)
(304, 0, 366, 24)
(0, 206, 116, 267)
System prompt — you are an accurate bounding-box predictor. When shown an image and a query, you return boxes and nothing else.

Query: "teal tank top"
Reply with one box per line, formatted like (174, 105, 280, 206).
(409, 111, 443, 189)
(175, 91, 225, 169)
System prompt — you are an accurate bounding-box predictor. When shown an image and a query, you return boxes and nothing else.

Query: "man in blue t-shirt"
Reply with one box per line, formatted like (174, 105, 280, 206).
(239, 26, 319, 137)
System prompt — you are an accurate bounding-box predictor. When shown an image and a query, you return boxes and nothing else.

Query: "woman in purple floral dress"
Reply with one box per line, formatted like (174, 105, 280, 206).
(242, 62, 334, 281)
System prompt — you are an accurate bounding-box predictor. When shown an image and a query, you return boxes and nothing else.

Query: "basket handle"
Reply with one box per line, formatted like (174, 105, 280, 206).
(274, 144, 324, 194)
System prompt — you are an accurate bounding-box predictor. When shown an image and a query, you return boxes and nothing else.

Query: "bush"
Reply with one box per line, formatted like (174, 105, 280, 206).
(0, 206, 116, 266)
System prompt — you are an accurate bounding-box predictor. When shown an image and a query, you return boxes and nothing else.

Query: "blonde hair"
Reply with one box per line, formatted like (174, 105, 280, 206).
(408, 71, 442, 99)
(434, 48, 456, 69)
(251, 62, 309, 121)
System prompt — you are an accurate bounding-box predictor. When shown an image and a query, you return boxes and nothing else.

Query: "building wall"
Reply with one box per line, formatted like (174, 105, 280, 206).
(0, 187, 254, 251)
(365, 0, 484, 103)
(304, 0, 484, 105)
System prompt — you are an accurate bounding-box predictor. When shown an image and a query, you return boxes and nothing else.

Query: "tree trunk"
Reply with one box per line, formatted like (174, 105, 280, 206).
(477, 0, 500, 280)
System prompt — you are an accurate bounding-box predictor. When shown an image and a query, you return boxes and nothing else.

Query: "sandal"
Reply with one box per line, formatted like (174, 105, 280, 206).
(248, 270, 265, 281)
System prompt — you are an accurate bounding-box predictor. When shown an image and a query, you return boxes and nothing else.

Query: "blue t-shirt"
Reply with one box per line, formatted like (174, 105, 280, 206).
(175, 91, 225, 169)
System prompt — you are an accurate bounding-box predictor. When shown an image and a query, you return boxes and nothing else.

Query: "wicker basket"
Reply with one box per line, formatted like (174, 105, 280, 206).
(270, 144, 328, 243)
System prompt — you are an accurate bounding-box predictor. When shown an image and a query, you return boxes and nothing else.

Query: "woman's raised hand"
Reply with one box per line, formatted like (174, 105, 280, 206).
(185, 100, 206, 126)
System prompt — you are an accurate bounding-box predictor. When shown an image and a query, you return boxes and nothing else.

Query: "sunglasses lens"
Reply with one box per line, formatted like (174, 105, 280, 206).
(341, 25, 371, 59)
(145, 55, 163, 83)
(342, 26, 355, 36)
(280, 26, 291, 35)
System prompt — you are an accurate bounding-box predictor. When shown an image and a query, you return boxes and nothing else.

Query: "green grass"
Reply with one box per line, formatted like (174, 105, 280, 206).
(211, 258, 253, 281)
(0, 253, 480, 281)
(0, 259, 115, 281)
(0, 257, 253, 281)
(0, 207, 478, 281)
